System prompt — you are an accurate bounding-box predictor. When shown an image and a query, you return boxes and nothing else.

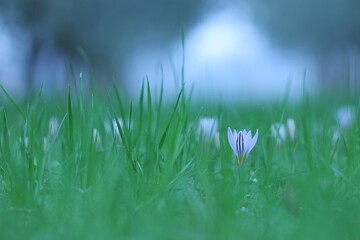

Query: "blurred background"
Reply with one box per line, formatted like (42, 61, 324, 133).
(0, 0, 359, 100)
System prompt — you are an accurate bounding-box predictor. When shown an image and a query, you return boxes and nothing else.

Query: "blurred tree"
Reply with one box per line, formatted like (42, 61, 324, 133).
(238, 0, 360, 85)
(0, 0, 207, 91)
(241, 0, 360, 51)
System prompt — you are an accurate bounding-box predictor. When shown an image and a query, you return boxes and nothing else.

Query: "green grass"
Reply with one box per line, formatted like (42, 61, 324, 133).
(0, 82, 360, 240)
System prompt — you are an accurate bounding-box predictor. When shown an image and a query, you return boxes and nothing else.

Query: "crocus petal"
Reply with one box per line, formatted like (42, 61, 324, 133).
(233, 130, 237, 140)
(232, 129, 238, 150)
(227, 127, 237, 154)
(236, 131, 246, 155)
(244, 130, 253, 154)
(248, 129, 258, 152)
(242, 129, 247, 136)
(287, 118, 296, 141)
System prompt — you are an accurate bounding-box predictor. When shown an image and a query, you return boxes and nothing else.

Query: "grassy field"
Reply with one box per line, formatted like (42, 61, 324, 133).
(0, 81, 359, 239)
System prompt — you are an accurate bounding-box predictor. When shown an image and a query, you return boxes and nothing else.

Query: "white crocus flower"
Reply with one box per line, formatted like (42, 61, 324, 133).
(336, 106, 355, 129)
(49, 117, 59, 138)
(287, 118, 296, 142)
(198, 117, 218, 139)
(271, 118, 297, 145)
(198, 117, 220, 149)
(227, 127, 258, 165)
(270, 123, 287, 145)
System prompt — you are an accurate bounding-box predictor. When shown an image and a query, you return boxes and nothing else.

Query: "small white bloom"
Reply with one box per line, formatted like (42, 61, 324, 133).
(271, 119, 296, 145)
(198, 117, 220, 149)
(49, 117, 59, 138)
(92, 128, 102, 148)
(227, 127, 258, 165)
(270, 123, 287, 145)
(198, 117, 218, 139)
(336, 106, 355, 129)
(287, 118, 296, 141)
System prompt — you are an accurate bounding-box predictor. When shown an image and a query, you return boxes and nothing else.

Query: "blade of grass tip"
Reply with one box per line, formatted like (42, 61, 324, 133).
(157, 64, 164, 113)
(158, 88, 184, 149)
(0, 84, 26, 119)
(302, 69, 308, 102)
(128, 102, 133, 145)
(169, 159, 194, 186)
(187, 83, 195, 106)
(168, 52, 179, 91)
(68, 88, 74, 149)
(181, 27, 186, 112)
(112, 81, 127, 128)
(281, 77, 292, 111)
(181, 27, 185, 88)
(155, 66, 164, 131)
(46, 113, 67, 176)
(67, 60, 77, 90)
(280, 77, 292, 120)
(91, 93, 94, 118)
(137, 80, 145, 141)
(76, 73, 86, 128)
(36, 109, 45, 130)
(146, 76, 153, 117)
(330, 137, 340, 163)
(37, 82, 44, 98)
(28, 111, 35, 185)
(146, 77, 153, 138)
(113, 113, 137, 171)
(301, 70, 313, 171)
(342, 136, 353, 173)
(1, 111, 10, 169)
(129, 101, 143, 173)
(129, 102, 133, 127)
(112, 112, 128, 149)
(302, 116, 313, 171)
(50, 113, 68, 144)
(193, 107, 204, 124)
(77, 47, 95, 90)
(30, 84, 45, 116)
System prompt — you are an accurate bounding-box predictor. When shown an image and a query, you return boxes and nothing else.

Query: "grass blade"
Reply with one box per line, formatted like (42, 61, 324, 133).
(158, 88, 183, 149)
(0, 84, 26, 119)
(68, 88, 74, 150)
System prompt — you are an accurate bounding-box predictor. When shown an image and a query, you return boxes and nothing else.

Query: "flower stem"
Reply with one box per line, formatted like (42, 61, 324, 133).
(237, 155, 246, 165)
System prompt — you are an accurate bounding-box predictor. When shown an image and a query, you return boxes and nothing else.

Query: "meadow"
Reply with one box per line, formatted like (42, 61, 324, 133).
(0, 80, 359, 240)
